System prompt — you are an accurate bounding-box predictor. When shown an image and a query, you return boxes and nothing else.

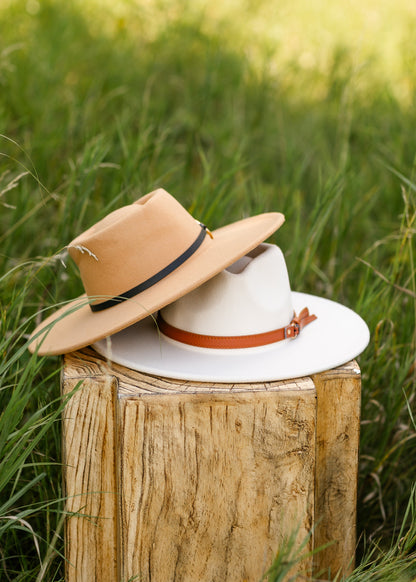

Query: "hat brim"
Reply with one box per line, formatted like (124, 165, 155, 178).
(92, 292, 370, 382)
(29, 212, 284, 355)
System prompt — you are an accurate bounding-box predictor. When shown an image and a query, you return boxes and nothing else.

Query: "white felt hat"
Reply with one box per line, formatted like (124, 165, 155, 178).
(93, 243, 370, 382)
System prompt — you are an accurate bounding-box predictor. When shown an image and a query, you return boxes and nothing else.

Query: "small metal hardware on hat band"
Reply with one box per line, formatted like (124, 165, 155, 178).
(199, 222, 214, 239)
(89, 222, 212, 312)
(157, 307, 317, 349)
(284, 322, 300, 339)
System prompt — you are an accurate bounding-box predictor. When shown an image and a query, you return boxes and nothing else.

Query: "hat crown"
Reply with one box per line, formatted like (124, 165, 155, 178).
(161, 244, 294, 337)
(67, 189, 203, 303)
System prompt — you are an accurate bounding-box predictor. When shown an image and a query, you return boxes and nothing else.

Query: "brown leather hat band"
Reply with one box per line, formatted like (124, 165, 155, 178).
(157, 307, 317, 349)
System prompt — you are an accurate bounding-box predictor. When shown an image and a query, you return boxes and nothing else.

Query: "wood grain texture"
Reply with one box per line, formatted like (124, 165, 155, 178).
(62, 348, 361, 582)
(312, 360, 361, 579)
(119, 390, 316, 582)
(62, 372, 119, 582)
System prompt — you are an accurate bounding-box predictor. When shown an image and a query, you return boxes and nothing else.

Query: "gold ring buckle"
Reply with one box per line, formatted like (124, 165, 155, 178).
(284, 322, 300, 339)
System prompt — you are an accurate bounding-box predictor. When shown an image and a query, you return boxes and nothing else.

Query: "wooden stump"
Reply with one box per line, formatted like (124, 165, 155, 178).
(312, 363, 361, 578)
(62, 348, 361, 582)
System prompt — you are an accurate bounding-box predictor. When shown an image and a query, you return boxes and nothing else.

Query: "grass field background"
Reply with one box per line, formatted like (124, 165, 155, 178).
(1, 0, 416, 579)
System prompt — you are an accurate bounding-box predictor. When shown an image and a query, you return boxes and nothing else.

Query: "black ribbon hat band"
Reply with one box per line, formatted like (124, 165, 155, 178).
(90, 223, 210, 312)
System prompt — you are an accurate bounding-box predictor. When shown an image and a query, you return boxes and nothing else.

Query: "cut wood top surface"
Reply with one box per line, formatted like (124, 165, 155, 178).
(63, 347, 323, 397)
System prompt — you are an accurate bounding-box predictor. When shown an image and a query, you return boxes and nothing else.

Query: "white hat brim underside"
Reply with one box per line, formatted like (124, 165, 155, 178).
(93, 292, 370, 383)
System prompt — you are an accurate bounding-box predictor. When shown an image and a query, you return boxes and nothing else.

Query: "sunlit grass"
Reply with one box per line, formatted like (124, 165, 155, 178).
(1, 0, 416, 579)
(25, 0, 416, 105)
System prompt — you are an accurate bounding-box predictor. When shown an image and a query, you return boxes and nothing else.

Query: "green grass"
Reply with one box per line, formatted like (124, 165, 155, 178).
(1, 0, 416, 579)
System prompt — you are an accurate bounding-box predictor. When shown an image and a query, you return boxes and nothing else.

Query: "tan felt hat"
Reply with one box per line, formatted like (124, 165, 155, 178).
(28, 188, 284, 355)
